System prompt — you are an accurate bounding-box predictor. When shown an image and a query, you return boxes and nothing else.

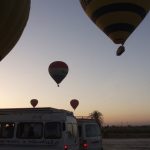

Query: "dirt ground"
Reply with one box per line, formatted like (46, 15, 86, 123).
(102, 138, 150, 150)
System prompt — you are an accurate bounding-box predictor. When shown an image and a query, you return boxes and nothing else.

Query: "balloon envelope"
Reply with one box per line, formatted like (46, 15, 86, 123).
(70, 99, 79, 110)
(0, 0, 31, 61)
(30, 99, 38, 108)
(80, 0, 150, 54)
(48, 61, 69, 86)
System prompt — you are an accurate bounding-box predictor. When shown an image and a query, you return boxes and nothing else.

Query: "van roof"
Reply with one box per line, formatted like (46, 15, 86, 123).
(76, 116, 93, 119)
(0, 107, 73, 116)
(76, 116, 97, 122)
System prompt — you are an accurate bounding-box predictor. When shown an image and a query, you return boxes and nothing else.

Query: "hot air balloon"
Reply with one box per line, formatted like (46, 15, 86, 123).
(48, 61, 69, 87)
(0, 0, 31, 61)
(70, 99, 79, 110)
(30, 99, 38, 108)
(79, 0, 150, 56)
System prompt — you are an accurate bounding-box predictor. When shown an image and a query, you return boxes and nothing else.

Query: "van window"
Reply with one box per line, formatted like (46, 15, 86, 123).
(44, 122, 61, 139)
(85, 124, 100, 137)
(17, 122, 43, 139)
(0, 122, 15, 138)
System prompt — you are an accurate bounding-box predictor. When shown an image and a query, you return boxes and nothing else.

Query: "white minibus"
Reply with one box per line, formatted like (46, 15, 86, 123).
(0, 107, 79, 150)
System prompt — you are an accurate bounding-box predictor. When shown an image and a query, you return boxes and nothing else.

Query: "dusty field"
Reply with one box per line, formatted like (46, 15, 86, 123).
(103, 139, 150, 150)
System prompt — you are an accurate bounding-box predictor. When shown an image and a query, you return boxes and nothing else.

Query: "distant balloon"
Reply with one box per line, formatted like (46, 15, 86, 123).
(48, 61, 69, 87)
(79, 0, 150, 55)
(70, 99, 79, 110)
(30, 99, 38, 108)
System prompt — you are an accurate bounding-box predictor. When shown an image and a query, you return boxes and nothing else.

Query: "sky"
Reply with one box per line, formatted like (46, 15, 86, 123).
(0, 0, 150, 125)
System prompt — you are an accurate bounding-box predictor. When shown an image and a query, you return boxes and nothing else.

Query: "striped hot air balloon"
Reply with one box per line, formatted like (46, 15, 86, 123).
(80, 0, 150, 56)
(0, 0, 31, 61)
(48, 61, 69, 87)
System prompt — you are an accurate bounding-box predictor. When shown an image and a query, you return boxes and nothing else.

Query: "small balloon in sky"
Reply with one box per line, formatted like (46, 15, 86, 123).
(70, 99, 79, 110)
(48, 61, 69, 87)
(79, 0, 150, 56)
(30, 99, 38, 108)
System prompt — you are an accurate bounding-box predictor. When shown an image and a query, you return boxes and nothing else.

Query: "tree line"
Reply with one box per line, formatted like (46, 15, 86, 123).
(89, 110, 150, 138)
(102, 125, 150, 138)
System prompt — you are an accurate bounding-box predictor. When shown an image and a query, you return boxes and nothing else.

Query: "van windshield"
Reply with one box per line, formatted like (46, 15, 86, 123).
(44, 122, 61, 139)
(85, 124, 100, 137)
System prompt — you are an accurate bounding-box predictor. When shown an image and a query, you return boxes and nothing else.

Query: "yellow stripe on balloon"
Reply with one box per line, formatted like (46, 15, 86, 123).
(85, 0, 150, 15)
(96, 12, 142, 30)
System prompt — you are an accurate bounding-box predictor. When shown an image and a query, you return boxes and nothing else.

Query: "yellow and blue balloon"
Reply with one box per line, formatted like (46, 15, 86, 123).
(80, 0, 150, 56)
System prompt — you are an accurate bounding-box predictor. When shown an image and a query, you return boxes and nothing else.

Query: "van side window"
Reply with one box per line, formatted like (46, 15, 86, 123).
(0, 122, 15, 138)
(16, 122, 43, 139)
(85, 124, 100, 137)
(44, 122, 61, 139)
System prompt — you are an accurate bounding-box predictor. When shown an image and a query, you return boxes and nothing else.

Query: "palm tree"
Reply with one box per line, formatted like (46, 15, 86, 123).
(89, 110, 103, 128)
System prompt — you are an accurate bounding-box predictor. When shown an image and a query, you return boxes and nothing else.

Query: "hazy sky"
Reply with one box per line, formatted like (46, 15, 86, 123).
(0, 0, 150, 125)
